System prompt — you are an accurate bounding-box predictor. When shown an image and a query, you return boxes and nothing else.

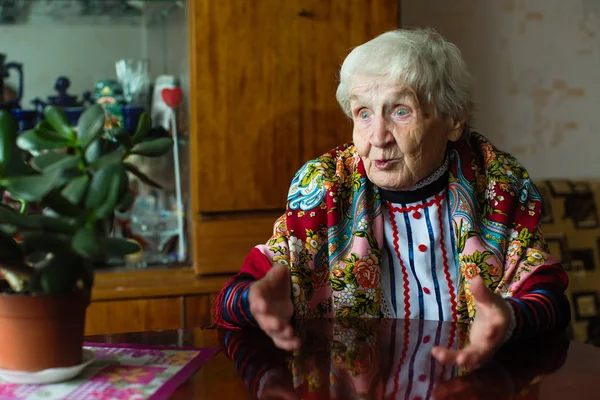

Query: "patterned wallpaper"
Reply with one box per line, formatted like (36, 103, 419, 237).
(402, 0, 599, 179)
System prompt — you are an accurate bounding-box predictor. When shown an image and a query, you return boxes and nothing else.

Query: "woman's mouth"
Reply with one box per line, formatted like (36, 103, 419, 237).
(374, 159, 395, 169)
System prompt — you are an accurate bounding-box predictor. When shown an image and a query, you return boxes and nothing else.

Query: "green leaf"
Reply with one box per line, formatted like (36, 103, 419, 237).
(19, 232, 72, 254)
(0, 230, 25, 268)
(89, 147, 125, 170)
(343, 269, 358, 287)
(130, 137, 173, 157)
(300, 164, 319, 187)
(95, 170, 124, 219)
(0, 110, 17, 175)
(31, 152, 79, 172)
(62, 175, 90, 205)
(35, 121, 71, 142)
(366, 299, 378, 316)
(85, 139, 102, 164)
(110, 128, 133, 149)
(331, 278, 345, 291)
(0, 208, 40, 229)
(85, 163, 121, 210)
(132, 112, 151, 144)
(78, 104, 106, 148)
(37, 257, 80, 295)
(0, 208, 78, 234)
(117, 190, 134, 212)
(101, 237, 141, 257)
(31, 215, 79, 234)
(0, 168, 62, 202)
(72, 226, 102, 259)
(42, 190, 85, 219)
(43, 105, 75, 140)
(31, 151, 70, 171)
(16, 129, 67, 152)
(124, 162, 162, 188)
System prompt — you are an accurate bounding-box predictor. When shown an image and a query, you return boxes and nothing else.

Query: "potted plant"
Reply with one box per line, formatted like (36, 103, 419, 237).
(0, 104, 173, 373)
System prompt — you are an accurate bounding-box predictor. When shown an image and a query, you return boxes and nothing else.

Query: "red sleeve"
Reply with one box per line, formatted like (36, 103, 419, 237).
(212, 248, 273, 329)
(240, 247, 274, 280)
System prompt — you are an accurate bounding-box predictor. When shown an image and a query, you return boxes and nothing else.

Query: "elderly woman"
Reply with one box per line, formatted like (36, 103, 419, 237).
(214, 28, 570, 368)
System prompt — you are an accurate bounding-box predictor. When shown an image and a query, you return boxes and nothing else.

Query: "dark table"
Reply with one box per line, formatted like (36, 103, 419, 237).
(86, 319, 600, 399)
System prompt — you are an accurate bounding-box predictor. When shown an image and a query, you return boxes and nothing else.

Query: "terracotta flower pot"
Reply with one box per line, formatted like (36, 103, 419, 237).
(0, 289, 91, 372)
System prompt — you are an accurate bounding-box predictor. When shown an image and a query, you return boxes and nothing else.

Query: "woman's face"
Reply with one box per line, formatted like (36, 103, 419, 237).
(350, 75, 463, 191)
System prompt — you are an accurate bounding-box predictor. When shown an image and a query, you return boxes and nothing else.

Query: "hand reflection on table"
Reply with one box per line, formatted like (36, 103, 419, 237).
(218, 319, 569, 400)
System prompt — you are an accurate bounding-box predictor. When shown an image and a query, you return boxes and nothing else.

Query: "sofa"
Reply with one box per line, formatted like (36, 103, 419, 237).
(535, 179, 600, 346)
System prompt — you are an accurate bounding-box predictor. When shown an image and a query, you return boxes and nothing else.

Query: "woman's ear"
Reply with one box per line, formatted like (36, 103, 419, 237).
(447, 118, 465, 142)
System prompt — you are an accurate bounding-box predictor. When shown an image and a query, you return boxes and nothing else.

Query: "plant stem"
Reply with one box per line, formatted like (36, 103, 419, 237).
(19, 200, 28, 215)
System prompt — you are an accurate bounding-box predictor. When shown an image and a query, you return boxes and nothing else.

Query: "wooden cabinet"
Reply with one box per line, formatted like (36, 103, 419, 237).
(189, 0, 398, 213)
(188, 0, 398, 274)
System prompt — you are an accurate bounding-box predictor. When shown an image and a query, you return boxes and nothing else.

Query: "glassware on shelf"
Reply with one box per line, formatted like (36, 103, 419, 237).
(115, 58, 151, 107)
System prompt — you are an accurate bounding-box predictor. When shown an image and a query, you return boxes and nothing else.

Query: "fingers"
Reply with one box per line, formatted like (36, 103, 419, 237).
(267, 322, 300, 351)
(431, 346, 460, 365)
(469, 275, 494, 306)
(257, 313, 300, 351)
(432, 344, 488, 369)
(265, 264, 291, 286)
(272, 333, 301, 351)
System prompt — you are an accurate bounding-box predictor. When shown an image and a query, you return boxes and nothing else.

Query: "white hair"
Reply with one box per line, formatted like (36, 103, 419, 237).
(336, 27, 473, 122)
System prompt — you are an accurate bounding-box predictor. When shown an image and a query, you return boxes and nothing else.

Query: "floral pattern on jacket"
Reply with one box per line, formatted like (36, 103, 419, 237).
(243, 129, 567, 323)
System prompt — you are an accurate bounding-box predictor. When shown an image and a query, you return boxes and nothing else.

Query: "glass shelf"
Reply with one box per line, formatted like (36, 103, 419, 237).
(1, 0, 191, 270)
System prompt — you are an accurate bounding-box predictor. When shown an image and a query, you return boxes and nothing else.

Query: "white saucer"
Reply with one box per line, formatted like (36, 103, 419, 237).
(0, 349, 96, 384)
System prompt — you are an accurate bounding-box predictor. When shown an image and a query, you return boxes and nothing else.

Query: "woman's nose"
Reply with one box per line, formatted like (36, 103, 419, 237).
(370, 116, 394, 147)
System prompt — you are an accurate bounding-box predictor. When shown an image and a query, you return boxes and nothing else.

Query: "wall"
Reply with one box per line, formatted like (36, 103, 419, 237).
(1, 23, 144, 108)
(402, 0, 599, 179)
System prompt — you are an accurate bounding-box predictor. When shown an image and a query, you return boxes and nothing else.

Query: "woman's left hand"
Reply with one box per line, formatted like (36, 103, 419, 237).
(431, 275, 512, 369)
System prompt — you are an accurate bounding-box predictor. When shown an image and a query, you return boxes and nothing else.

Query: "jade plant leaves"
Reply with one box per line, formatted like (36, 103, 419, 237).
(72, 226, 101, 260)
(43, 106, 75, 140)
(31, 152, 79, 172)
(117, 190, 134, 212)
(62, 175, 90, 205)
(95, 171, 124, 219)
(0, 110, 17, 175)
(85, 163, 122, 210)
(130, 137, 173, 157)
(102, 238, 141, 257)
(132, 112, 151, 144)
(35, 256, 81, 295)
(78, 104, 106, 148)
(43, 190, 85, 219)
(0, 168, 62, 202)
(19, 232, 72, 254)
(17, 129, 68, 151)
(89, 147, 125, 170)
(0, 208, 77, 234)
(110, 128, 133, 149)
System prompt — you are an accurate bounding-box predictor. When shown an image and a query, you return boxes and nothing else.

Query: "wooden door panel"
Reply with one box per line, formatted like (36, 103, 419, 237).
(190, 0, 303, 212)
(193, 211, 281, 275)
(184, 293, 218, 329)
(85, 297, 182, 335)
(298, 0, 399, 161)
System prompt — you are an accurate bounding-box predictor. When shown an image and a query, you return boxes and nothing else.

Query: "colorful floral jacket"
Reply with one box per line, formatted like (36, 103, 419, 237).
(215, 130, 568, 326)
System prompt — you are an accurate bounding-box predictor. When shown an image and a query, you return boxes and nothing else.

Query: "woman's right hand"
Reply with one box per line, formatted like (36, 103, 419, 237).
(248, 264, 300, 351)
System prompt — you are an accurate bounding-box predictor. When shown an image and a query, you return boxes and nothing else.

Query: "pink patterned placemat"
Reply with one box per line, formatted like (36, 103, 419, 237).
(0, 342, 221, 400)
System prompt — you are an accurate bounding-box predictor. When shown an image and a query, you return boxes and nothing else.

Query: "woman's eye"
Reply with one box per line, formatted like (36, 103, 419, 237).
(359, 110, 370, 119)
(395, 108, 409, 117)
